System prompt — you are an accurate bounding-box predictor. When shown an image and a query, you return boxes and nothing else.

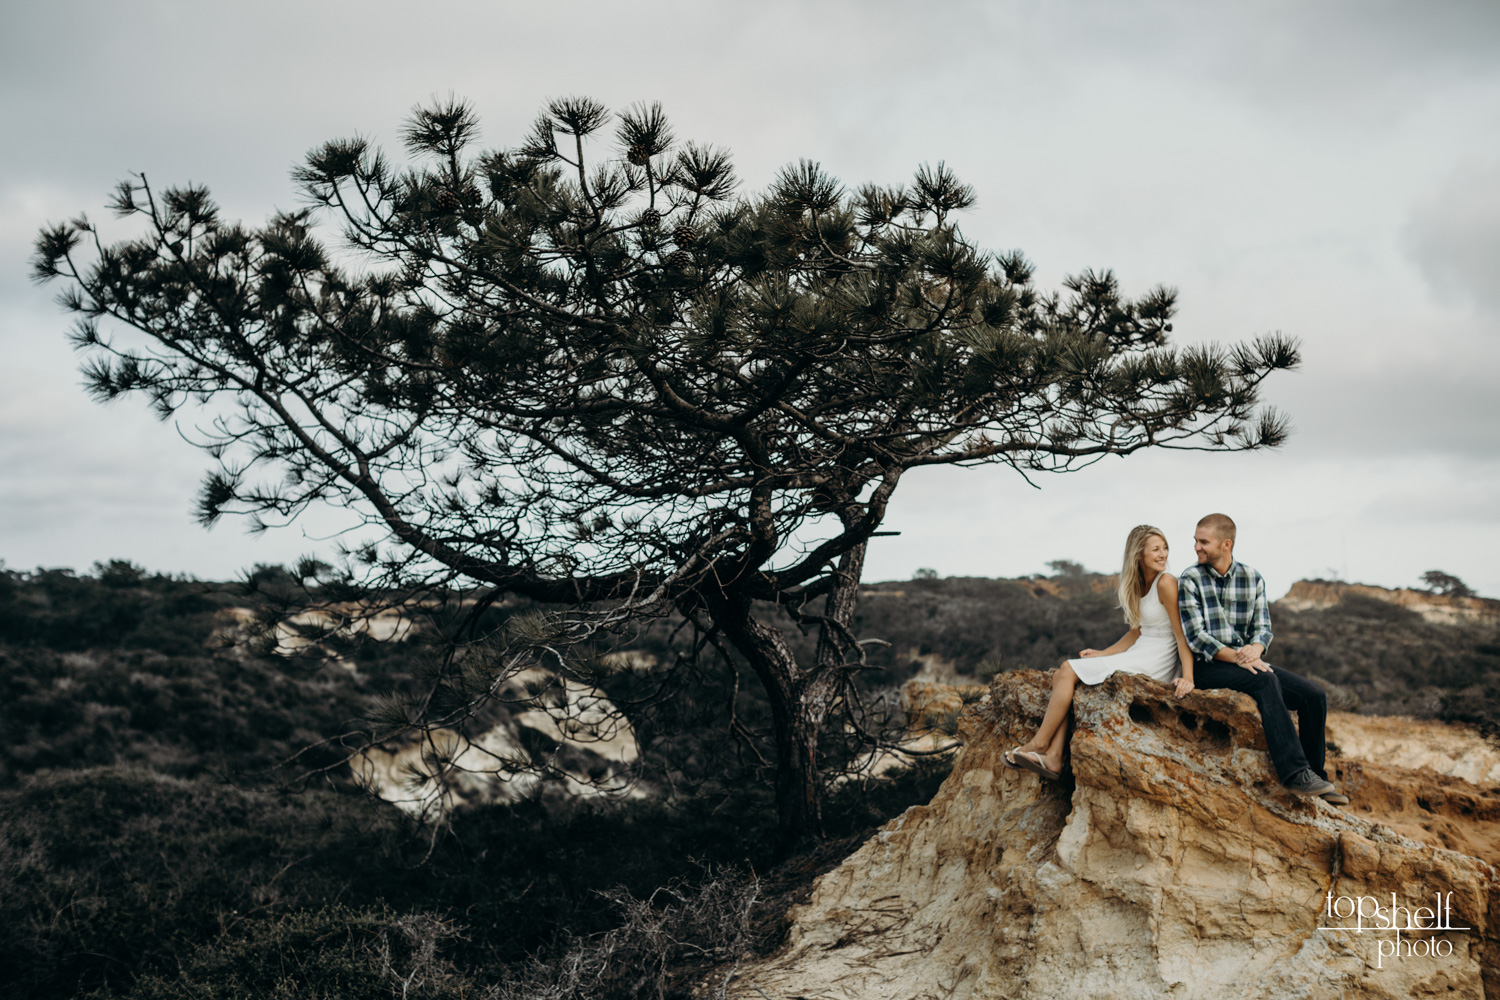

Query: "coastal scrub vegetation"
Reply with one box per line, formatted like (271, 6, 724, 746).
(1, 561, 1495, 997)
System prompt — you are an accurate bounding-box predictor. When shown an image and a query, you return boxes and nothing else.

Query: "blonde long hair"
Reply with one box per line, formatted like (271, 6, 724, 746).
(1117, 525, 1167, 626)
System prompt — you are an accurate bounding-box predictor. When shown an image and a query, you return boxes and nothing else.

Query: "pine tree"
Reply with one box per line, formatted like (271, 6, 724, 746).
(1422, 571, 1475, 599)
(34, 96, 1299, 848)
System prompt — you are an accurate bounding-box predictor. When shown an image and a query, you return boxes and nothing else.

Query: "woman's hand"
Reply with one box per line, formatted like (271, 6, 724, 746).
(1079, 648, 1102, 658)
(1173, 677, 1195, 698)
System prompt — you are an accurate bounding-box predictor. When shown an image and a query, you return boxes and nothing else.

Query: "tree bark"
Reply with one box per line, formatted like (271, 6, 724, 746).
(711, 541, 868, 853)
(714, 608, 816, 851)
(814, 541, 867, 674)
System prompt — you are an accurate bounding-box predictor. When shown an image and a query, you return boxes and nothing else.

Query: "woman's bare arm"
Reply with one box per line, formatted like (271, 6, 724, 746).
(1080, 626, 1141, 658)
(1157, 573, 1196, 697)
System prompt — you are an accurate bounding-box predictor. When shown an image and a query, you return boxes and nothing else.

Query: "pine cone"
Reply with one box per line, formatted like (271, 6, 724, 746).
(666, 249, 693, 269)
(639, 207, 662, 228)
(671, 225, 697, 248)
(627, 143, 651, 166)
(436, 189, 461, 211)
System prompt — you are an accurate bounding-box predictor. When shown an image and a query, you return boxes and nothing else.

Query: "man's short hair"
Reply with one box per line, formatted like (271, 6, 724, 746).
(1197, 513, 1237, 542)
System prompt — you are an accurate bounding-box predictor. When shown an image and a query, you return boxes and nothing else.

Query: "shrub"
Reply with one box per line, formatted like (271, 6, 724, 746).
(492, 869, 759, 1000)
(108, 906, 470, 1000)
(0, 768, 419, 999)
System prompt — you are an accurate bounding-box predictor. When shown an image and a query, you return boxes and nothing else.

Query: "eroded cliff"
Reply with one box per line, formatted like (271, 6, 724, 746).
(1278, 581, 1500, 625)
(734, 672, 1500, 999)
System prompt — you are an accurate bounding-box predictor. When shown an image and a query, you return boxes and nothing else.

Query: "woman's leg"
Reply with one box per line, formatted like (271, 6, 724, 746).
(1014, 662, 1079, 770)
(1041, 712, 1070, 771)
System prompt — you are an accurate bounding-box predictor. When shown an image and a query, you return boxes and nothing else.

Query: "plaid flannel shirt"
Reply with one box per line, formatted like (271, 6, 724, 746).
(1177, 560, 1274, 662)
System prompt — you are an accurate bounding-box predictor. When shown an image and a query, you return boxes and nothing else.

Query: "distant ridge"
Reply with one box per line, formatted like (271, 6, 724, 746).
(1278, 580, 1500, 625)
(866, 576, 1497, 626)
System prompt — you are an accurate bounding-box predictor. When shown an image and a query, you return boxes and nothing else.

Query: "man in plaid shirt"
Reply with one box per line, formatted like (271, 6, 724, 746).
(1179, 513, 1348, 806)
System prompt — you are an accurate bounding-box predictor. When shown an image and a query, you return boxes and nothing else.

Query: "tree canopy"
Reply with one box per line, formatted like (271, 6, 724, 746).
(34, 96, 1300, 846)
(1423, 570, 1475, 599)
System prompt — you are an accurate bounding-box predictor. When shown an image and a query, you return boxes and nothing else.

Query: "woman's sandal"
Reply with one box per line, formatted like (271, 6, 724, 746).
(1007, 750, 1063, 781)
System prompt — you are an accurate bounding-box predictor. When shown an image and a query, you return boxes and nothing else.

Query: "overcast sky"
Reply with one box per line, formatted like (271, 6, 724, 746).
(3, 0, 1498, 598)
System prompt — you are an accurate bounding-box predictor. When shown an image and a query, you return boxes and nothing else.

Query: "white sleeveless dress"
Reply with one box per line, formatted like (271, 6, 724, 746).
(1068, 573, 1181, 685)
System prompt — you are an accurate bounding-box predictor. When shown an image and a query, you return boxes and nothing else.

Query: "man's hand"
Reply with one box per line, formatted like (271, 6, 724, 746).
(1234, 643, 1265, 666)
(1173, 677, 1195, 698)
(1236, 653, 1272, 673)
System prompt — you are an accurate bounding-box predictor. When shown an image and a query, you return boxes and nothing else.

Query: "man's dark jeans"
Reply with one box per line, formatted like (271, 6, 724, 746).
(1194, 660, 1328, 784)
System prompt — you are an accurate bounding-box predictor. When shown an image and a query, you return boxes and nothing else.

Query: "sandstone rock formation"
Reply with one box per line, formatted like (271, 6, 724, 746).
(899, 647, 969, 685)
(351, 667, 641, 818)
(1328, 711, 1500, 788)
(734, 671, 1499, 999)
(214, 602, 420, 670)
(1278, 581, 1500, 625)
(904, 679, 989, 729)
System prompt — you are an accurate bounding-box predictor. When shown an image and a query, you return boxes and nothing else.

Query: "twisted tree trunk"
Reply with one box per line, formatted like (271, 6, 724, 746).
(712, 541, 868, 853)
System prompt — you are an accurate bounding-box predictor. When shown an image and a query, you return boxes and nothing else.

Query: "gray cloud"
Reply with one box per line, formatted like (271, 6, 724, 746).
(1405, 160, 1500, 315)
(1036, 0, 1500, 119)
(3, 0, 1499, 594)
(1262, 345, 1500, 460)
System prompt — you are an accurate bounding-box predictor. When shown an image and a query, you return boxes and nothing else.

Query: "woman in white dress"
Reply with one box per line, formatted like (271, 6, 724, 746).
(1005, 525, 1196, 780)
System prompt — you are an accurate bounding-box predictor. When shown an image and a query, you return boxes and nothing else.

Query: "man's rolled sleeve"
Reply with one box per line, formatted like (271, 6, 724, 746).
(1177, 573, 1225, 661)
(1249, 575, 1274, 650)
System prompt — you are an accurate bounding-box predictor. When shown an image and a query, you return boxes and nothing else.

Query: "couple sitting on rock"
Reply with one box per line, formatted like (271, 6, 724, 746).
(1004, 513, 1348, 806)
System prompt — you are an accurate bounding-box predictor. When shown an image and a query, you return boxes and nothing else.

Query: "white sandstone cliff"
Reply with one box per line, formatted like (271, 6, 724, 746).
(734, 671, 1499, 999)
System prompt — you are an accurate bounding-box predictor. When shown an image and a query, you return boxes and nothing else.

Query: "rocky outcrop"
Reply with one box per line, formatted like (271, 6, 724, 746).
(351, 667, 641, 819)
(1278, 581, 1500, 625)
(898, 648, 971, 685)
(835, 682, 975, 783)
(734, 672, 1499, 999)
(1328, 711, 1500, 788)
(214, 602, 420, 670)
(904, 679, 988, 729)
